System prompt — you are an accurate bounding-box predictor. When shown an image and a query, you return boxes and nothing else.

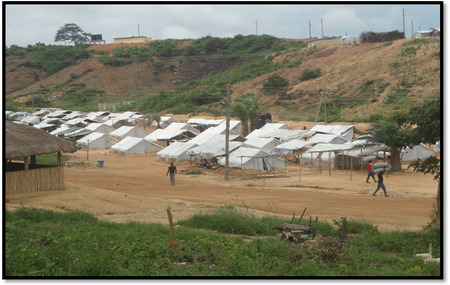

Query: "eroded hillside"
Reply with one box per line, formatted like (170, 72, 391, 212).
(5, 37, 440, 121)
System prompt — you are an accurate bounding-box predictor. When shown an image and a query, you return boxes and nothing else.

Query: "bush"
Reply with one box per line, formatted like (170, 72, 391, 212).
(261, 74, 289, 95)
(300, 68, 322, 81)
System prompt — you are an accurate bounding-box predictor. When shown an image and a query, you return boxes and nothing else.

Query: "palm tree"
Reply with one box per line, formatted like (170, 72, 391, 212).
(231, 94, 262, 137)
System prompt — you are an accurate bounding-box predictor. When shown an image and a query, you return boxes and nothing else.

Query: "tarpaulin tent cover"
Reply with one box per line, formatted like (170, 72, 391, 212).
(401, 144, 435, 161)
(110, 126, 149, 140)
(156, 141, 198, 161)
(76, 132, 113, 149)
(112, 136, 162, 156)
(310, 125, 354, 141)
(218, 146, 285, 172)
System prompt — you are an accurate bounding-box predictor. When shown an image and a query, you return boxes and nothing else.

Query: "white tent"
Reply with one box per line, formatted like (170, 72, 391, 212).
(305, 133, 348, 145)
(218, 146, 285, 172)
(244, 137, 281, 152)
(310, 125, 354, 141)
(76, 132, 113, 149)
(189, 125, 240, 145)
(156, 141, 198, 161)
(145, 122, 200, 143)
(85, 122, 116, 134)
(187, 118, 225, 127)
(112, 136, 162, 156)
(186, 140, 244, 160)
(259, 129, 316, 142)
(20, 115, 42, 125)
(152, 116, 180, 128)
(110, 126, 149, 141)
(245, 123, 291, 140)
(275, 139, 310, 151)
(401, 144, 435, 161)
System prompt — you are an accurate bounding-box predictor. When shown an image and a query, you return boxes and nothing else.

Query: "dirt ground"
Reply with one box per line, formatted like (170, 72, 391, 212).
(6, 147, 438, 233)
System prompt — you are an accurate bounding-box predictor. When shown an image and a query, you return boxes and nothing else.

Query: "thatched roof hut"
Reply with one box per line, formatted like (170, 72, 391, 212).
(6, 121, 77, 159)
(5, 121, 78, 196)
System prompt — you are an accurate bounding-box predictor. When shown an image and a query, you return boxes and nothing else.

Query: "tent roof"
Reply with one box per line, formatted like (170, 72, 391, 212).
(306, 143, 355, 153)
(305, 133, 348, 145)
(156, 142, 198, 159)
(244, 137, 281, 150)
(259, 129, 316, 141)
(6, 121, 77, 159)
(187, 140, 243, 157)
(112, 137, 144, 151)
(76, 132, 106, 144)
(275, 139, 310, 151)
(245, 123, 290, 140)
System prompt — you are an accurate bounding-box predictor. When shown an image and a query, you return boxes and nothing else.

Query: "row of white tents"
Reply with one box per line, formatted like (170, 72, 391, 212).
(6, 108, 437, 173)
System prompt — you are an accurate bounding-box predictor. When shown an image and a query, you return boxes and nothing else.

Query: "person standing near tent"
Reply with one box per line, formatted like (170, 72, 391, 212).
(372, 170, 389, 197)
(166, 162, 177, 186)
(366, 160, 377, 183)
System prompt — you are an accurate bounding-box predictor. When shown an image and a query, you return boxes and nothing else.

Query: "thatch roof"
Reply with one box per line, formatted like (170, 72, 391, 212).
(5, 121, 77, 159)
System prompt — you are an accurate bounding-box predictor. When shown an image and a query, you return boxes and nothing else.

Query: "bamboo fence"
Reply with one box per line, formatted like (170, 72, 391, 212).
(5, 166, 65, 196)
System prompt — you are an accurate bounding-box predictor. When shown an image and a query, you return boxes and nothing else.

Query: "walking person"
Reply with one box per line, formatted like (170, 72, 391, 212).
(372, 170, 389, 197)
(366, 160, 377, 183)
(166, 162, 177, 186)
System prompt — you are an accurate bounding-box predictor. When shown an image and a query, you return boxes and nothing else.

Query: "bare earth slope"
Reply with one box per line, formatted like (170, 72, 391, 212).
(6, 149, 437, 233)
(6, 38, 440, 120)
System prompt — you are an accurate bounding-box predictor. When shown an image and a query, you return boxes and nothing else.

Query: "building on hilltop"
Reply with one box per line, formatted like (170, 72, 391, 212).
(113, 36, 152, 44)
(412, 28, 440, 39)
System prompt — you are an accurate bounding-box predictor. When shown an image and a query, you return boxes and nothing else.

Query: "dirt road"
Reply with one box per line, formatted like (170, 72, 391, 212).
(6, 149, 438, 232)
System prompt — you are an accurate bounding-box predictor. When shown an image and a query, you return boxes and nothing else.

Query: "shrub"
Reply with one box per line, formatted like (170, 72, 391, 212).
(300, 68, 322, 81)
(261, 74, 289, 95)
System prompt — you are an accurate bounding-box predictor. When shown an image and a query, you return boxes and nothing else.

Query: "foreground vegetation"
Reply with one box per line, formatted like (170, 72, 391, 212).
(5, 206, 440, 277)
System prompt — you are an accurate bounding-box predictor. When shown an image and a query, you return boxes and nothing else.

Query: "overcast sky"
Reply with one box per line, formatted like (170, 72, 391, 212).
(5, 3, 442, 47)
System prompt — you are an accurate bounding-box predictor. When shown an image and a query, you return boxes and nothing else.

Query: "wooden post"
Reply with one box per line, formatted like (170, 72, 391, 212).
(328, 152, 331, 176)
(312, 216, 319, 240)
(298, 207, 307, 225)
(30, 155, 37, 168)
(290, 213, 296, 223)
(57, 151, 62, 167)
(350, 157, 353, 181)
(166, 208, 178, 250)
(298, 154, 302, 182)
(24, 156, 29, 170)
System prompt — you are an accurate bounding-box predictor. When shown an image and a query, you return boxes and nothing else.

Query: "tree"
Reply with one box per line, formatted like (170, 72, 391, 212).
(231, 94, 262, 136)
(369, 99, 441, 225)
(55, 23, 90, 45)
(261, 74, 289, 96)
(402, 99, 441, 225)
(368, 116, 413, 172)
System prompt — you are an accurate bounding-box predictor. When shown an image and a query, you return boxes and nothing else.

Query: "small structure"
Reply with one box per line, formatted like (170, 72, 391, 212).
(412, 28, 440, 39)
(5, 121, 77, 196)
(113, 36, 152, 44)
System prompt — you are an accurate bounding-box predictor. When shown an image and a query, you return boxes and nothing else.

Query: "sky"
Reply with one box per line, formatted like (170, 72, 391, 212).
(4, 3, 442, 47)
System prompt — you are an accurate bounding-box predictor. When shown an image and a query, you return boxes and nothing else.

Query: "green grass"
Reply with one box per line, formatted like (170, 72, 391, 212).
(14, 154, 70, 166)
(5, 207, 441, 277)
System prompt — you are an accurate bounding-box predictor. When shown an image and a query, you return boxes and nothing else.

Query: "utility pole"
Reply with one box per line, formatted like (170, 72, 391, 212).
(314, 85, 326, 125)
(224, 85, 231, 180)
(403, 9, 405, 38)
(309, 20, 312, 38)
(321, 18, 323, 38)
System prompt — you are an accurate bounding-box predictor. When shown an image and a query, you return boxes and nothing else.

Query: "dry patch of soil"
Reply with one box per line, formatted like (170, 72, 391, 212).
(6, 148, 437, 233)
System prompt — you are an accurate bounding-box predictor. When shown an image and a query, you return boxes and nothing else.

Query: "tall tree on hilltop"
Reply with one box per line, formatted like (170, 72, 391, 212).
(55, 23, 91, 45)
